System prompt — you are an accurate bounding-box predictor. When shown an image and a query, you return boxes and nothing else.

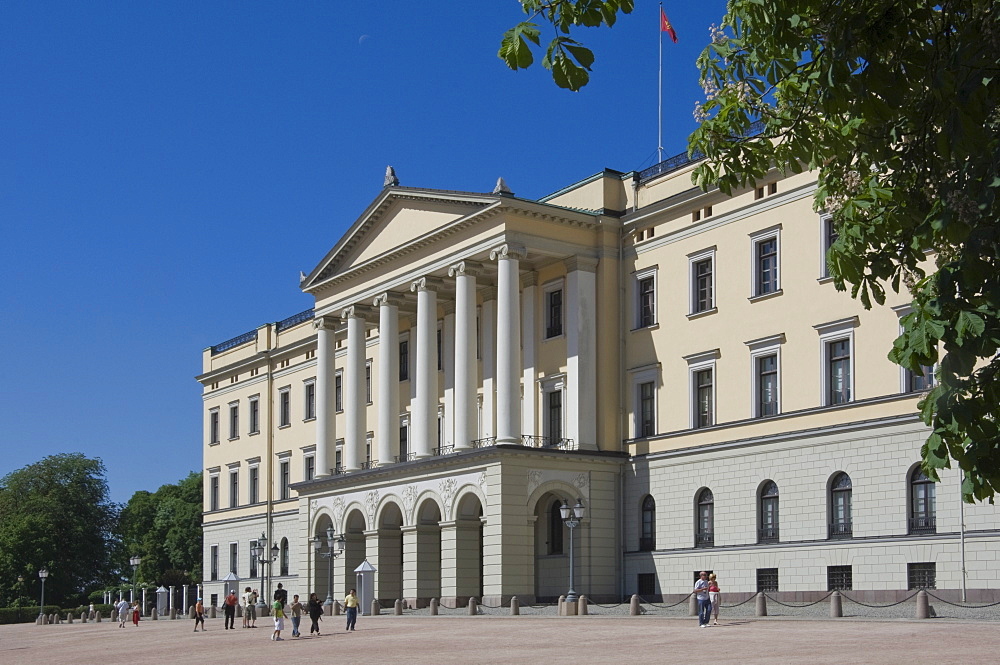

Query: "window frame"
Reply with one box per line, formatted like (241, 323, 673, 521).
(815, 317, 858, 407)
(210, 544, 219, 581)
(758, 480, 779, 544)
(335, 370, 343, 412)
(827, 565, 853, 591)
(228, 401, 240, 440)
(228, 468, 239, 509)
(542, 279, 565, 339)
(209, 473, 220, 512)
(749, 225, 781, 299)
(907, 562, 937, 589)
(908, 466, 937, 534)
(746, 334, 783, 418)
(688, 247, 717, 316)
(278, 386, 291, 428)
(695, 487, 714, 548)
(685, 350, 719, 429)
(633, 266, 657, 329)
(540, 374, 566, 445)
(279, 458, 290, 500)
(819, 213, 837, 279)
(303, 379, 316, 421)
(398, 333, 410, 382)
(248, 464, 259, 504)
(828, 472, 853, 539)
(304, 454, 315, 482)
(628, 365, 659, 439)
(639, 495, 656, 552)
(365, 359, 373, 404)
(229, 542, 238, 576)
(547, 499, 564, 555)
(209, 408, 220, 445)
(248, 395, 260, 435)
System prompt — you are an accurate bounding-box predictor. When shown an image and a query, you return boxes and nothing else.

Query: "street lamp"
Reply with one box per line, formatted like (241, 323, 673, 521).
(312, 526, 346, 607)
(129, 555, 142, 605)
(559, 498, 585, 603)
(37, 568, 49, 618)
(250, 533, 279, 610)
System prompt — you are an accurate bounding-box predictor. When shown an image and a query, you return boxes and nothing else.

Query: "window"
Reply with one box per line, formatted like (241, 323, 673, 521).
(365, 360, 373, 404)
(304, 455, 315, 481)
(756, 354, 779, 417)
(209, 474, 219, 512)
(756, 568, 779, 592)
(755, 182, 778, 200)
(210, 545, 219, 581)
(638, 381, 655, 437)
(637, 573, 656, 597)
(209, 408, 220, 444)
(545, 287, 563, 338)
(639, 495, 655, 551)
(399, 339, 409, 381)
(694, 369, 714, 428)
(229, 543, 238, 575)
(437, 325, 443, 371)
(696, 488, 714, 547)
(304, 380, 316, 420)
(827, 339, 851, 404)
(335, 371, 343, 412)
(634, 267, 657, 329)
(820, 214, 838, 278)
(279, 387, 291, 427)
(280, 538, 289, 577)
(228, 402, 239, 440)
(907, 562, 937, 589)
(546, 389, 563, 445)
(249, 396, 260, 434)
(906, 365, 935, 392)
(548, 500, 564, 554)
(758, 480, 779, 543)
(399, 419, 409, 461)
(279, 460, 290, 500)
(335, 442, 343, 473)
(692, 258, 714, 313)
(249, 466, 259, 504)
(249, 539, 258, 578)
(229, 470, 239, 509)
(909, 467, 936, 533)
(366, 433, 373, 464)
(828, 565, 853, 591)
(829, 472, 852, 538)
(749, 227, 781, 298)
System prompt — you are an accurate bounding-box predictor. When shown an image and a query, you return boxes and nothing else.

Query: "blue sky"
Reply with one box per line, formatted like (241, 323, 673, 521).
(0, 1, 727, 504)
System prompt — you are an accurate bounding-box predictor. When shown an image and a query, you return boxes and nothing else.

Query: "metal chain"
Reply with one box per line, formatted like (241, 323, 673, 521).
(763, 592, 833, 608)
(477, 601, 503, 609)
(719, 594, 759, 609)
(840, 591, 918, 608)
(589, 601, 627, 609)
(925, 592, 1000, 609)
(638, 593, 694, 609)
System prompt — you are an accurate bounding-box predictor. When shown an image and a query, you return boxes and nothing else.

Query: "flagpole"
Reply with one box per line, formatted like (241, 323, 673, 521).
(658, 3, 663, 164)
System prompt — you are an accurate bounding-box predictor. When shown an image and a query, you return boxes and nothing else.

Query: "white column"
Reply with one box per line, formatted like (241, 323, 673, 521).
(410, 276, 442, 458)
(480, 289, 496, 439)
(374, 293, 402, 465)
(565, 257, 599, 450)
(442, 302, 456, 451)
(182, 585, 189, 614)
(520, 272, 537, 437)
(341, 305, 373, 471)
(448, 260, 482, 450)
(313, 316, 338, 476)
(490, 243, 525, 445)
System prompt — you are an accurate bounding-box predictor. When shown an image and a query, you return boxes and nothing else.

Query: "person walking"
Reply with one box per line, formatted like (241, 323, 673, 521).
(242, 586, 256, 628)
(131, 601, 140, 626)
(193, 598, 205, 632)
(306, 593, 323, 636)
(694, 571, 712, 628)
(271, 597, 285, 641)
(289, 594, 303, 637)
(249, 589, 259, 627)
(274, 582, 288, 609)
(344, 589, 359, 632)
(116, 597, 130, 628)
(223, 590, 238, 629)
(708, 573, 721, 626)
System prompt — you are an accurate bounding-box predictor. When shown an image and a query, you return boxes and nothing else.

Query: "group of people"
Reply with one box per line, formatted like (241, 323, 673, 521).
(201, 584, 360, 641)
(693, 571, 722, 627)
(114, 598, 141, 627)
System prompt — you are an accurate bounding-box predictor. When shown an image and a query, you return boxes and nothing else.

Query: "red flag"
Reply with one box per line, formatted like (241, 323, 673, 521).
(660, 8, 678, 43)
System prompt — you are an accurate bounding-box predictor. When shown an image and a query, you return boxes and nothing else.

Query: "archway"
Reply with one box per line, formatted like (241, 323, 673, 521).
(452, 492, 484, 603)
(342, 508, 367, 600)
(406, 498, 442, 607)
(375, 502, 404, 605)
(533, 491, 570, 602)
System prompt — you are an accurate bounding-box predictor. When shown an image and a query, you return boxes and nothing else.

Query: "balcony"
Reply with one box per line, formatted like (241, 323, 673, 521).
(695, 531, 714, 548)
(828, 520, 853, 539)
(757, 526, 779, 544)
(433, 445, 456, 456)
(908, 515, 936, 534)
(521, 435, 577, 450)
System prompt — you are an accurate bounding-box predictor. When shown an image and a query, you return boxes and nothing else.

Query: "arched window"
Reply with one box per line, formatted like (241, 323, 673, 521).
(639, 495, 656, 551)
(280, 537, 289, 576)
(696, 488, 714, 547)
(548, 500, 564, 554)
(758, 481, 779, 543)
(909, 468, 936, 534)
(829, 473, 853, 538)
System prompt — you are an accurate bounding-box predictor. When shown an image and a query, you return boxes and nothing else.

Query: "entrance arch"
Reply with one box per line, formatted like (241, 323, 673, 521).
(405, 498, 442, 607)
(374, 502, 403, 605)
(533, 491, 570, 602)
(342, 508, 367, 600)
(449, 491, 484, 603)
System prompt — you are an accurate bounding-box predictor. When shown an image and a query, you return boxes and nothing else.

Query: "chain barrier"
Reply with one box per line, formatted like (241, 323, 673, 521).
(437, 600, 458, 610)
(588, 601, 627, 609)
(763, 592, 833, 608)
(840, 591, 918, 608)
(925, 592, 1000, 609)
(477, 601, 503, 609)
(719, 594, 759, 609)
(637, 593, 694, 609)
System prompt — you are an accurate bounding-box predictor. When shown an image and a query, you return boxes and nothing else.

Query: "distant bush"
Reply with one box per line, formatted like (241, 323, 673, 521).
(0, 606, 61, 624)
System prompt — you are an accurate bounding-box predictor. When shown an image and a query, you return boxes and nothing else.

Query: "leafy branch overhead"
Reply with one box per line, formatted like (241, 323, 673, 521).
(499, 0, 634, 90)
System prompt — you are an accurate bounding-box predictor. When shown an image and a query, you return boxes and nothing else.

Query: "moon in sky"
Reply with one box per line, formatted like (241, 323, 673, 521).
(359, 34, 370, 44)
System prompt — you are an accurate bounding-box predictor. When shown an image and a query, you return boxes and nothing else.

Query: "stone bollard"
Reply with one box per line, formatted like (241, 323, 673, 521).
(578, 596, 588, 616)
(916, 590, 929, 619)
(557, 595, 566, 616)
(510, 597, 519, 616)
(371, 600, 380, 616)
(67, 612, 73, 623)
(430, 598, 439, 616)
(394, 599, 403, 616)
(468, 598, 478, 616)
(209, 606, 216, 619)
(90, 610, 96, 620)
(755, 592, 768, 617)
(236, 604, 242, 618)
(51, 613, 57, 624)
(830, 591, 842, 618)
(170, 608, 177, 620)
(689, 593, 698, 616)
(96, 612, 102, 622)
(36, 615, 42, 626)
(630, 594, 640, 616)
(152, 608, 158, 620)
(189, 606, 196, 619)
(333, 601, 341, 616)
(81, 611, 87, 623)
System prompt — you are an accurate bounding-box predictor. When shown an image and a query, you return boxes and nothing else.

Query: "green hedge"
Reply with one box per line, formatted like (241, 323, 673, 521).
(0, 606, 61, 625)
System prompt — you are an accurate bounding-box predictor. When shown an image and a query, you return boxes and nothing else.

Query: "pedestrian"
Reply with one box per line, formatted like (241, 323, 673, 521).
(694, 571, 712, 627)
(131, 601, 140, 626)
(193, 598, 205, 632)
(223, 590, 238, 629)
(274, 582, 288, 609)
(271, 597, 285, 641)
(307, 593, 323, 636)
(116, 597, 130, 628)
(242, 586, 254, 628)
(289, 594, 303, 637)
(88, 602, 95, 620)
(708, 573, 721, 626)
(249, 589, 259, 627)
(344, 589, 359, 632)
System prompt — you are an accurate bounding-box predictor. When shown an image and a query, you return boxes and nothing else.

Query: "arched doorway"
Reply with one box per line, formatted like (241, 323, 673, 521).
(342, 508, 367, 601)
(375, 502, 403, 605)
(533, 491, 569, 602)
(314, 513, 336, 603)
(453, 492, 484, 603)
(408, 498, 442, 606)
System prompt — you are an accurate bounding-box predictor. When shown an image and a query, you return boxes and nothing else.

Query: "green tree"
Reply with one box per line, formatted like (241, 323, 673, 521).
(0, 454, 119, 606)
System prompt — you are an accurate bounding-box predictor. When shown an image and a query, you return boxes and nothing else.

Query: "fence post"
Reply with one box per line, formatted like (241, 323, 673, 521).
(81, 611, 87, 623)
(630, 594, 640, 616)
(829, 591, 842, 618)
(394, 599, 403, 616)
(429, 598, 438, 615)
(689, 593, 698, 616)
(755, 592, 768, 617)
(66, 612, 73, 623)
(510, 597, 519, 616)
(371, 600, 380, 616)
(333, 601, 341, 616)
(152, 608, 158, 620)
(578, 596, 588, 616)
(557, 595, 566, 616)
(96, 612, 102, 622)
(468, 598, 478, 616)
(915, 590, 929, 619)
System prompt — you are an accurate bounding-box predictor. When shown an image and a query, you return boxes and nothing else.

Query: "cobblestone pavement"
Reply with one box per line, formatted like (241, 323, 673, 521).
(3, 611, 998, 665)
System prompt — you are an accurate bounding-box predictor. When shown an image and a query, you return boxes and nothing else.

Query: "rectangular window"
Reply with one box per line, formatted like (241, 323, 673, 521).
(335, 443, 343, 473)
(637, 573, 656, 597)
(210, 545, 219, 581)
(399, 340, 409, 381)
(821, 215, 838, 278)
(638, 277, 655, 327)
(249, 466, 259, 504)
(209, 475, 219, 512)
(229, 470, 239, 508)
(279, 460, 290, 500)
(757, 354, 779, 417)
(827, 565, 853, 591)
(279, 388, 291, 427)
(249, 539, 258, 578)
(229, 543, 238, 575)
(249, 396, 260, 434)
(828, 339, 852, 404)
(756, 237, 778, 295)
(228, 403, 239, 439)
(906, 365, 935, 392)
(399, 423, 409, 461)
(437, 326, 443, 371)
(304, 381, 316, 420)
(546, 288, 563, 338)
(305, 455, 315, 481)
(695, 368, 714, 428)
(209, 409, 220, 444)
(365, 360, 373, 404)
(907, 562, 936, 589)
(547, 390, 563, 444)
(365, 435, 373, 464)
(691, 255, 715, 314)
(335, 371, 343, 412)
(639, 381, 655, 437)
(756, 568, 779, 593)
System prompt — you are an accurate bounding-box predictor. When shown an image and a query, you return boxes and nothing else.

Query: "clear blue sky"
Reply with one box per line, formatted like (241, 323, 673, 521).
(0, 1, 728, 504)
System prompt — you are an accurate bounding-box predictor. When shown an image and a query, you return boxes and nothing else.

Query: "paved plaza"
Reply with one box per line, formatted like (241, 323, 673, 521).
(2, 614, 997, 664)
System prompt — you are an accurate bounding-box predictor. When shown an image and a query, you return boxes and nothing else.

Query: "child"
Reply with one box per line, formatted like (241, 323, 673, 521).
(708, 574, 721, 626)
(271, 598, 285, 641)
(193, 598, 205, 632)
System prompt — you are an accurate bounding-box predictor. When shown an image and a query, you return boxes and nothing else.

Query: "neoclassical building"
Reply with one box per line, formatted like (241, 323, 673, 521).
(199, 157, 1000, 608)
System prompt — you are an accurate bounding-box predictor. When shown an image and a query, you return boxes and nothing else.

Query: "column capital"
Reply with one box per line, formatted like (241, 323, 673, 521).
(372, 292, 408, 309)
(340, 303, 376, 322)
(564, 255, 599, 273)
(313, 315, 340, 332)
(489, 242, 527, 261)
(410, 275, 445, 293)
(520, 272, 538, 289)
(448, 259, 485, 278)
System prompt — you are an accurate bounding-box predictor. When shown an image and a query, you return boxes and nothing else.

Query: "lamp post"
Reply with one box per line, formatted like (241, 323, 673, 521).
(129, 555, 141, 606)
(37, 568, 49, 618)
(559, 498, 585, 603)
(250, 533, 279, 611)
(312, 526, 346, 607)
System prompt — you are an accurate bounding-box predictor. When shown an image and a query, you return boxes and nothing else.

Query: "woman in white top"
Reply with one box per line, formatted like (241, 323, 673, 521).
(708, 573, 721, 625)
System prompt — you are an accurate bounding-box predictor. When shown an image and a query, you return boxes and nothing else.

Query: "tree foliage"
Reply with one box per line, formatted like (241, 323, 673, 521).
(500, 0, 634, 90)
(688, 1, 1000, 501)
